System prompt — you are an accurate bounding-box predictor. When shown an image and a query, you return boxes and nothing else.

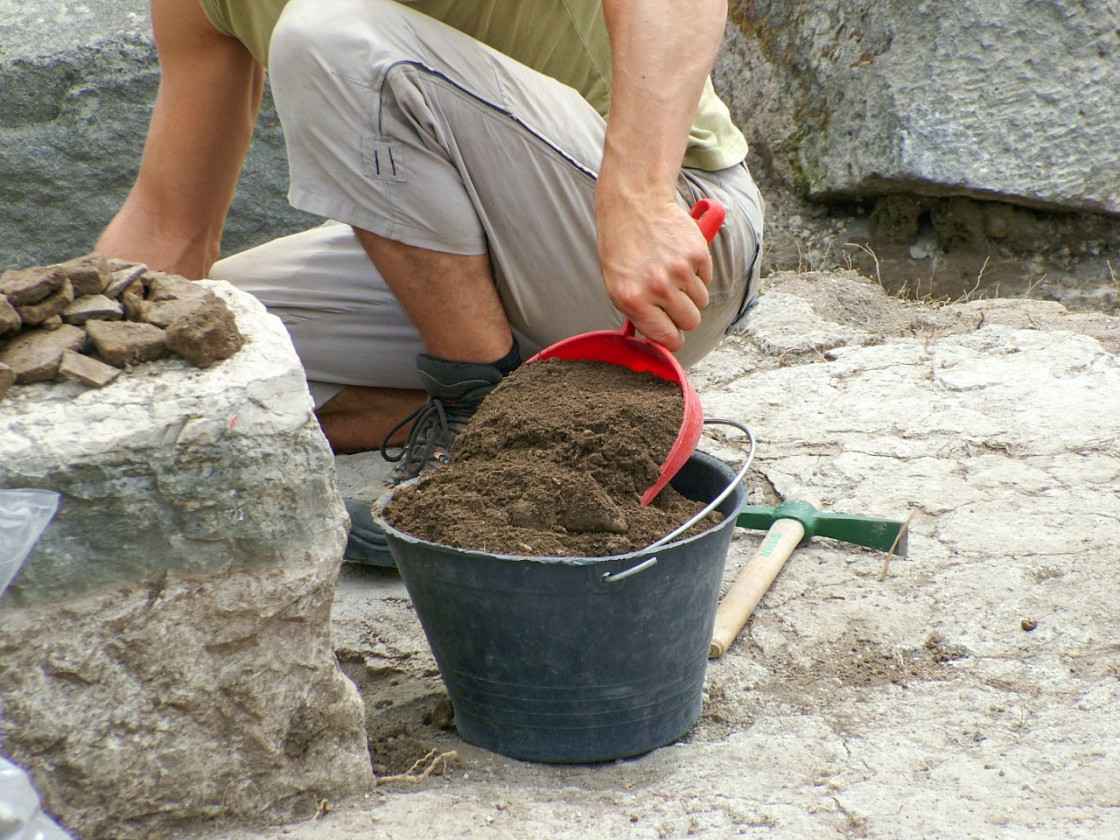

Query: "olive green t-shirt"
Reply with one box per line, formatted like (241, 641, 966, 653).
(197, 0, 748, 171)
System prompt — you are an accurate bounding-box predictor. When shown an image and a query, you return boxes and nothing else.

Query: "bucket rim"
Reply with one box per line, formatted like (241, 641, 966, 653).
(372, 449, 745, 567)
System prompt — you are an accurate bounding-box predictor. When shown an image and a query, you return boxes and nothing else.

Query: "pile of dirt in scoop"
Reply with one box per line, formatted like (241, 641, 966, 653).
(381, 358, 723, 557)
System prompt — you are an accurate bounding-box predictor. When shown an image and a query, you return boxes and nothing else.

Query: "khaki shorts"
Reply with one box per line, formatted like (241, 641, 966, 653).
(212, 0, 764, 406)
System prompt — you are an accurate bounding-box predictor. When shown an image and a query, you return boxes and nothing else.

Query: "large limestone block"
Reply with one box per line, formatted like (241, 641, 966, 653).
(0, 281, 343, 605)
(729, 0, 1120, 215)
(0, 281, 371, 839)
(0, 564, 370, 840)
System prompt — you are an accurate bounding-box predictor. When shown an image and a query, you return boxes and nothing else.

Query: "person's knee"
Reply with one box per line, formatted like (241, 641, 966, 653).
(207, 250, 251, 287)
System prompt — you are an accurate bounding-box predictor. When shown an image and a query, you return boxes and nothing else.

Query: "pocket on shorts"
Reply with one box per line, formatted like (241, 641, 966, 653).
(362, 137, 409, 182)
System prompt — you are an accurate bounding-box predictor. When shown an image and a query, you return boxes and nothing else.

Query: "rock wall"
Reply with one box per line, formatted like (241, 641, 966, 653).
(174, 274, 1120, 840)
(0, 282, 372, 839)
(0, 0, 316, 272)
(727, 0, 1120, 215)
(6, 0, 1116, 276)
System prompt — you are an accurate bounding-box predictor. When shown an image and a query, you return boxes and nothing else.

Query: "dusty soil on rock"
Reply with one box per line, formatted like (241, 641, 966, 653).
(382, 358, 722, 557)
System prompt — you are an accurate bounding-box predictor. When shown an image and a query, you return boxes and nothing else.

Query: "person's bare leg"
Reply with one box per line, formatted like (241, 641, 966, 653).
(353, 228, 514, 363)
(311, 229, 515, 453)
(316, 385, 426, 453)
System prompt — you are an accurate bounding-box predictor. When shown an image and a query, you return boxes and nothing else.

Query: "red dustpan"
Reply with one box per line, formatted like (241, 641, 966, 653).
(530, 198, 726, 506)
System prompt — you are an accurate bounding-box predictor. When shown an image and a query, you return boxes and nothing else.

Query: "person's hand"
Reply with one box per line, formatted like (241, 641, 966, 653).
(596, 194, 713, 352)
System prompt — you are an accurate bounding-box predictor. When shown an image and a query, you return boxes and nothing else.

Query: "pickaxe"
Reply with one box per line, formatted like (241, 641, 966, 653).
(709, 496, 911, 658)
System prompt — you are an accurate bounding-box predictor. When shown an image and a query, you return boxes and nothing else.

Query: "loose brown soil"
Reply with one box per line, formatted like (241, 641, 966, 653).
(382, 358, 722, 556)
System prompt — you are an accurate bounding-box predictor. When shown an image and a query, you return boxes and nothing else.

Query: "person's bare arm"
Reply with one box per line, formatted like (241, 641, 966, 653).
(95, 0, 264, 279)
(596, 0, 728, 351)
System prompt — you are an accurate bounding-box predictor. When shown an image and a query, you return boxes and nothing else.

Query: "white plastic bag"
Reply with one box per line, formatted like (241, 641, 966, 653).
(0, 758, 74, 840)
(0, 490, 60, 595)
(0, 492, 73, 839)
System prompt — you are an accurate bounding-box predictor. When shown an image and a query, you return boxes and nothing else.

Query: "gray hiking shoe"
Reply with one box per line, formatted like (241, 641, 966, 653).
(380, 354, 505, 484)
(344, 497, 394, 567)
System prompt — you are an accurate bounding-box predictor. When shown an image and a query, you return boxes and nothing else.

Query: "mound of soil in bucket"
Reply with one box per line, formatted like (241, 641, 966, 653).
(382, 358, 723, 556)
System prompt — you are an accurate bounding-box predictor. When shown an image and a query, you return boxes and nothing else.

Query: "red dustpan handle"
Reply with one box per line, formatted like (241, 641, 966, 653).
(690, 198, 725, 245)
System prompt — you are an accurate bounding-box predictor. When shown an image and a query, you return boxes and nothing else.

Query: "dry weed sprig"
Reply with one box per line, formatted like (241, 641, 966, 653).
(877, 510, 915, 582)
(846, 241, 883, 289)
(958, 256, 990, 304)
(375, 749, 458, 786)
(1024, 273, 1047, 299)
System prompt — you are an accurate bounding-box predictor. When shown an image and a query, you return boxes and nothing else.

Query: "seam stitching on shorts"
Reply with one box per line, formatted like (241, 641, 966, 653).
(375, 59, 599, 182)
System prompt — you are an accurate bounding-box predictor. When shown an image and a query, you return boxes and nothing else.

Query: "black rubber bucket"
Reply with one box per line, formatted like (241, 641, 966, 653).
(374, 449, 744, 764)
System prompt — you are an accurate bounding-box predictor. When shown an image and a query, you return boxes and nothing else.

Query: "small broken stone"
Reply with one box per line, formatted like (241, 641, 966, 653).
(105, 264, 149, 299)
(0, 324, 88, 383)
(0, 260, 248, 402)
(120, 289, 145, 321)
(423, 697, 455, 729)
(0, 296, 20, 335)
(58, 252, 111, 297)
(0, 361, 15, 396)
(139, 269, 171, 291)
(165, 296, 244, 368)
(0, 265, 66, 306)
(1021, 618, 1038, 632)
(87, 319, 169, 367)
(106, 257, 147, 273)
(63, 294, 125, 325)
(15, 278, 75, 325)
(147, 273, 209, 303)
(143, 294, 213, 329)
(58, 349, 122, 388)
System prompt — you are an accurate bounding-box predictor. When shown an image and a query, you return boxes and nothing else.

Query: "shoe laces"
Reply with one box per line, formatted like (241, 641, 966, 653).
(380, 396, 478, 483)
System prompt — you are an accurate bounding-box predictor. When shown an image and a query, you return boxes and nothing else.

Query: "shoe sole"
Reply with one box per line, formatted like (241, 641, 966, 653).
(344, 498, 395, 567)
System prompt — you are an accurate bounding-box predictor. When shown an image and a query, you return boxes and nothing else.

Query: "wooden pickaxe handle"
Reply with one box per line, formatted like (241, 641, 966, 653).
(709, 496, 820, 659)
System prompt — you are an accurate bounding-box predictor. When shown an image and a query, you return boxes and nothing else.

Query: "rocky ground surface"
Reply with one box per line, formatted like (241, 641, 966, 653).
(180, 269, 1120, 840)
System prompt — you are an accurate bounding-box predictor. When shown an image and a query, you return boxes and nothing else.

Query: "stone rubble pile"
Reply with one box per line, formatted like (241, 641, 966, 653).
(0, 253, 244, 398)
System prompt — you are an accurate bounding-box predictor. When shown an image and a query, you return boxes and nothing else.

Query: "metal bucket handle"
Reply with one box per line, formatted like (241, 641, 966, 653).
(646, 418, 756, 550)
(601, 418, 756, 583)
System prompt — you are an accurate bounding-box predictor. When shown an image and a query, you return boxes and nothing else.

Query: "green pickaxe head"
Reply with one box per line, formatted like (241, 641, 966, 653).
(735, 499, 909, 555)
